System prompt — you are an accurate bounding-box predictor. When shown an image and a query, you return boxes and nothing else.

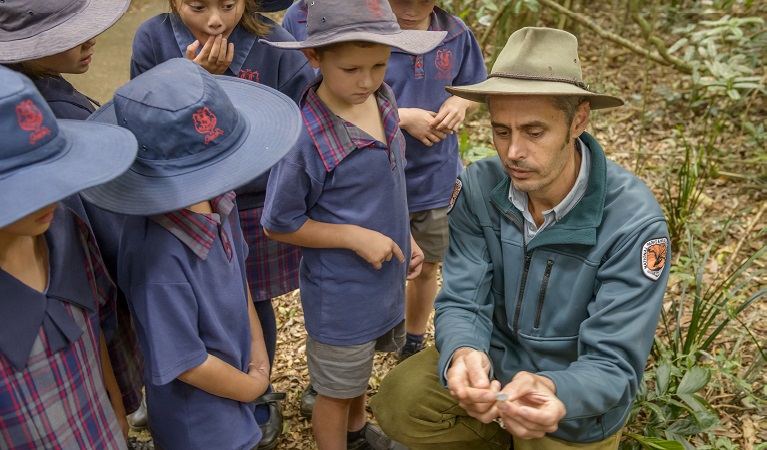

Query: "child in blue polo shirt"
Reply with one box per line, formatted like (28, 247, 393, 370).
(385, 0, 487, 360)
(0, 66, 138, 449)
(81, 58, 301, 450)
(260, 1, 444, 448)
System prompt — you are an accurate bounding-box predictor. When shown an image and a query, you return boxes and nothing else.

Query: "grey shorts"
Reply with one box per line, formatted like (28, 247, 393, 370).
(410, 206, 449, 263)
(306, 320, 406, 399)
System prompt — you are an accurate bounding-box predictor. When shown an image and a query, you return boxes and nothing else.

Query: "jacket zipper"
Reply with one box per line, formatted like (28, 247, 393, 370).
(512, 247, 532, 336)
(534, 260, 554, 328)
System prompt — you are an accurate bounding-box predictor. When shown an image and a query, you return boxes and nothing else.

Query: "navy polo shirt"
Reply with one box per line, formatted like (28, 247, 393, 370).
(281, 0, 307, 41)
(130, 13, 315, 210)
(118, 207, 259, 450)
(32, 75, 97, 120)
(261, 78, 410, 346)
(384, 7, 487, 212)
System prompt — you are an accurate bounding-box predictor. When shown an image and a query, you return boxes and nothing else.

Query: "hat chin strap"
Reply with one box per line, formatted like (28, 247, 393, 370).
(489, 72, 590, 91)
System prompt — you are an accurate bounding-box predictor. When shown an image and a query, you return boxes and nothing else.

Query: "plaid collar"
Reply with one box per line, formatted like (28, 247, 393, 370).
(0, 207, 101, 371)
(301, 76, 401, 172)
(151, 191, 237, 260)
(295, 0, 308, 23)
(169, 13, 256, 76)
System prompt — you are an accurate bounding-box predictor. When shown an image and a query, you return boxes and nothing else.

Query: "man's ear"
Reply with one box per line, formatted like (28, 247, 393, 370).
(301, 48, 321, 69)
(572, 100, 591, 136)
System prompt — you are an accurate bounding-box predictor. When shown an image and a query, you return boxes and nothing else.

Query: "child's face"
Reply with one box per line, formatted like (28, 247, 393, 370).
(0, 204, 57, 238)
(30, 39, 96, 75)
(388, 0, 435, 30)
(174, 0, 245, 43)
(304, 43, 391, 107)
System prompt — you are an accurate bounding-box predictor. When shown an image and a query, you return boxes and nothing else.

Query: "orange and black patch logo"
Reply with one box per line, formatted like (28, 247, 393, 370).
(641, 237, 668, 281)
(447, 179, 462, 214)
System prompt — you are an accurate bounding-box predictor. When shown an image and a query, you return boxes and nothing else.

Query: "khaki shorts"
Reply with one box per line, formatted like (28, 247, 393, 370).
(410, 206, 449, 263)
(306, 320, 405, 399)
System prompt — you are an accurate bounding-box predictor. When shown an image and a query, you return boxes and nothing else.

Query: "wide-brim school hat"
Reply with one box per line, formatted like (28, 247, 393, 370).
(261, 0, 294, 13)
(0, 0, 131, 64)
(81, 58, 302, 216)
(446, 27, 624, 110)
(0, 66, 137, 228)
(259, 0, 445, 54)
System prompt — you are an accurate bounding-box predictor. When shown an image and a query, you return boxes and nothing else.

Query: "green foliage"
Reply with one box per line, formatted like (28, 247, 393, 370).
(458, 130, 496, 165)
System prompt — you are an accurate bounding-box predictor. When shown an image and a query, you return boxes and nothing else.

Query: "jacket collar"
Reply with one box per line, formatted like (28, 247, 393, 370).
(0, 206, 97, 371)
(489, 132, 607, 250)
(169, 13, 256, 76)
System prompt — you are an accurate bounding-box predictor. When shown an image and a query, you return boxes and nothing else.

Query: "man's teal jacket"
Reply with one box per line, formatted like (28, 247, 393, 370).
(435, 133, 671, 443)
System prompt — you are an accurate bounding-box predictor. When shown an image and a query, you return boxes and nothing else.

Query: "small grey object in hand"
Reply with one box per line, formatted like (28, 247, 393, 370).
(495, 392, 509, 402)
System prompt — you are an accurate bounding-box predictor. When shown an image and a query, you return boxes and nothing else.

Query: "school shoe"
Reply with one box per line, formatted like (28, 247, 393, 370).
(347, 423, 408, 450)
(127, 395, 148, 431)
(299, 384, 317, 418)
(397, 341, 424, 363)
(255, 392, 286, 450)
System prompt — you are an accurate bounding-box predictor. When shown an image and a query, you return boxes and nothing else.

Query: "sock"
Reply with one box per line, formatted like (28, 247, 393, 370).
(347, 422, 369, 442)
(405, 332, 424, 347)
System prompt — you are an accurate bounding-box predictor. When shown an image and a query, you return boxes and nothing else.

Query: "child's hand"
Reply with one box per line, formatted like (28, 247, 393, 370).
(186, 34, 234, 75)
(429, 96, 478, 133)
(399, 108, 449, 147)
(246, 362, 270, 402)
(350, 227, 405, 269)
(407, 237, 424, 280)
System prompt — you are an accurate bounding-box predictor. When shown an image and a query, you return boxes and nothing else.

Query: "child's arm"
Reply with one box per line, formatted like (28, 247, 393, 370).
(428, 95, 481, 134)
(398, 108, 449, 147)
(185, 34, 235, 75)
(99, 330, 129, 441)
(176, 352, 269, 403)
(245, 289, 270, 380)
(265, 219, 405, 270)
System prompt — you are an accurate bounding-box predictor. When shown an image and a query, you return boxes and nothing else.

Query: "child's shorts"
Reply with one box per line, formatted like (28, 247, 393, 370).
(306, 320, 405, 399)
(410, 206, 449, 263)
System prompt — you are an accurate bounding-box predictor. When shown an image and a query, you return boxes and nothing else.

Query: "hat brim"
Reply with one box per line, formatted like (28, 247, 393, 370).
(446, 77, 624, 110)
(0, 0, 131, 64)
(81, 77, 302, 216)
(0, 121, 137, 228)
(260, 0, 294, 13)
(260, 29, 447, 55)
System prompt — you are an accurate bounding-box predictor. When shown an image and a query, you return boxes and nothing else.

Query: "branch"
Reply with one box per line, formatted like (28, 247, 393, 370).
(536, 0, 693, 74)
(479, 1, 513, 50)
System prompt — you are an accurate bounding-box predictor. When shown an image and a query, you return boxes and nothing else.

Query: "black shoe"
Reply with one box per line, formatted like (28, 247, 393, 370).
(127, 394, 148, 431)
(397, 341, 424, 363)
(255, 392, 286, 450)
(299, 384, 317, 418)
(347, 423, 408, 450)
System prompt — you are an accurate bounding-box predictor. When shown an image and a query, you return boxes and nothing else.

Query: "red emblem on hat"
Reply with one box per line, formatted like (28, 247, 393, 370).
(238, 69, 260, 83)
(193, 107, 224, 145)
(15, 100, 51, 145)
(435, 49, 454, 80)
(367, 0, 385, 18)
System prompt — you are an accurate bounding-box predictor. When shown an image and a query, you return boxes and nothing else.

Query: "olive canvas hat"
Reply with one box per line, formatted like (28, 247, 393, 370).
(0, 65, 137, 228)
(80, 58, 302, 216)
(446, 27, 624, 110)
(259, 0, 446, 54)
(0, 0, 130, 64)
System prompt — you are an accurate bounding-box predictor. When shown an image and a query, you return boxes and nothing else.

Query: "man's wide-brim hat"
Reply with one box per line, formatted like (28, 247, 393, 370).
(81, 58, 302, 216)
(446, 27, 624, 110)
(0, 66, 137, 228)
(0, 0, 131, 64)
(260, 0, 445, 55)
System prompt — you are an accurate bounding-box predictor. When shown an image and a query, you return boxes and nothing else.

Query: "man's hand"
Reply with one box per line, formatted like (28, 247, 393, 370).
(446, 348, 501, 423)
(429, 96, 478, 133)
(496, 372, 566, 439)
(407, 236, 424, 280)
(348, 227, 405, 269)
(399, 108, 449, 146)
(186, 34, 234, 75)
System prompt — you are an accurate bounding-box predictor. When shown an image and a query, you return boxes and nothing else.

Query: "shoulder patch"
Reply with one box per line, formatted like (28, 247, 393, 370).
(447, 179, 462, 214)
(641, 237, 668, 281)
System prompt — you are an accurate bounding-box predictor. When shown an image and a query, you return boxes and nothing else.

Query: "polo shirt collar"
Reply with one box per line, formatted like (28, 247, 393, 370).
(0, 207, 97, 371)
(301, 76, 400, 172)
(169, 13, 256, 76)
(430, 6, 466, 43)
(151, 191, 237, 260)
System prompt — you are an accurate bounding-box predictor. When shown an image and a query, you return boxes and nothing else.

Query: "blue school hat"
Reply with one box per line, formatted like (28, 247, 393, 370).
(0, 66, 137, 228)
(262, 0, 294, 13)
(80, 58, 302, 215)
